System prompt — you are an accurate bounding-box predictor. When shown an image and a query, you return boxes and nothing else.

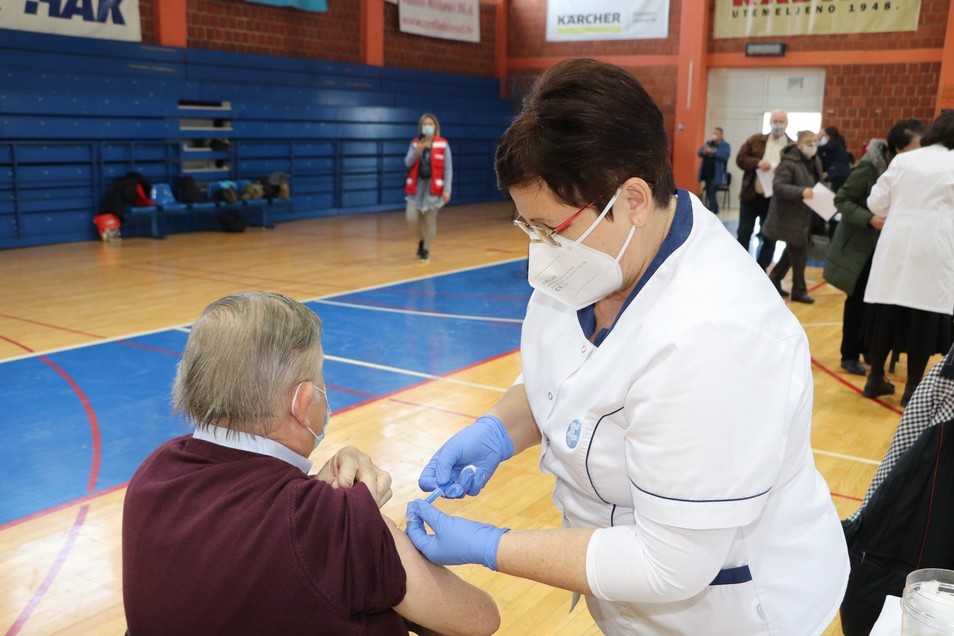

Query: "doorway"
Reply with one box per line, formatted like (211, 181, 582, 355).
(705, 67, 826, 211)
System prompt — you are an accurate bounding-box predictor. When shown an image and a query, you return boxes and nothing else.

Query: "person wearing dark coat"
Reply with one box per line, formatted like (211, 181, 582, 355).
(823, 120, 925, 376)
(763, 131, 824, 303)
(818, 126, 854, 193)
(735, 111, 794, 270)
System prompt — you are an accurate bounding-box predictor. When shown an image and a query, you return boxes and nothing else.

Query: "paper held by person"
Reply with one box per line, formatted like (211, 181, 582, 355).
(805, 182, 837, 221)
(756, 164, 776, 198)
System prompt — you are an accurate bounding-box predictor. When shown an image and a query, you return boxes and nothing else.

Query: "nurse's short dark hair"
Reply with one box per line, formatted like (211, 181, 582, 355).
(495, 58, 675, 212)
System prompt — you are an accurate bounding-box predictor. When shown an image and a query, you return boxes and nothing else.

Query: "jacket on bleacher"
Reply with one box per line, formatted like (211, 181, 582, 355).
(100, 172, 153, 219)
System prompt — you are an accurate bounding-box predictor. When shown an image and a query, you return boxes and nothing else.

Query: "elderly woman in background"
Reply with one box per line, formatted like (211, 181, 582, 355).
(863, 112, 954, 406)
(122, 292, 499, 636)
(824, 120, 925, 376)
(763, 130, 824, 304)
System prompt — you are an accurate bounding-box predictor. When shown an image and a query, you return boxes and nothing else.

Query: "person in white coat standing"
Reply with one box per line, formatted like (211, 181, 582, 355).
(403, 58, 849, 636)
(863, 112, 954, 407)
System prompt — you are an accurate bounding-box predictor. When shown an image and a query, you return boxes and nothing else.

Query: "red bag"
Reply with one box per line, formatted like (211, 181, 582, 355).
(93, 213, 122, 242)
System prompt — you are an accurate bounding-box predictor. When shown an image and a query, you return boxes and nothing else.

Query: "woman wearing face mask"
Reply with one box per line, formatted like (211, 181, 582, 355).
(405, 113, 453, 261)
(862, 112, 954, 407)
(762, 130, 825, 303)
(123, 292, 500, 636)
(405, 59, 848, 636)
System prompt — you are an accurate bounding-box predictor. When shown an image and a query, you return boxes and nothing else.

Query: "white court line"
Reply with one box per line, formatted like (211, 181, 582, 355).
(173, 326, 192, 333)
(325, 354, 508, 393)
(0, 257, 527, 365)
(812, 449, 881, 466)
(0, 324, 192, 365)
(313, 299, 524, 324)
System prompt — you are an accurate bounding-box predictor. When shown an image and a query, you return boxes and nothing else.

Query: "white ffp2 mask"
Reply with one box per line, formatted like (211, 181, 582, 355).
(527, 188, 635, 310)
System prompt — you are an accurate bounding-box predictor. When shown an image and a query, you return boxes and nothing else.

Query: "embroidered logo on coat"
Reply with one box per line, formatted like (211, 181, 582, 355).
(566, 419, 582, 449)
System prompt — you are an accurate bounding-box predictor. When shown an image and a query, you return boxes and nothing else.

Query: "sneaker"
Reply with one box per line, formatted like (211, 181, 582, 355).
(419, 248, 429, 261)
(840, 359, 867, 376)
(791, 293, 815, 304)
(862, 376, 895, 398)
(416, 240, 424, 258)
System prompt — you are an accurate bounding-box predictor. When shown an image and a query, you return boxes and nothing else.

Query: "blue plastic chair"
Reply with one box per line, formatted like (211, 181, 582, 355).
(151, 184, 188, 213)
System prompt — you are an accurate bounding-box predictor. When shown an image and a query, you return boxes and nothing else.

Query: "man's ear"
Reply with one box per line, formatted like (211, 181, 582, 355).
(290, 381, 314, 426)
(618, 177, 655, 228)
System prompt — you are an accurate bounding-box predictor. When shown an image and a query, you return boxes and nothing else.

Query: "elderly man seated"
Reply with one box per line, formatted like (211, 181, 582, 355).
(122, 292, 500, 636)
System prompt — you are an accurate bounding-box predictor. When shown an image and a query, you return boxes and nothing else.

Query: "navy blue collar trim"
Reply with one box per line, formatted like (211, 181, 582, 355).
(578, 190, 693, 347)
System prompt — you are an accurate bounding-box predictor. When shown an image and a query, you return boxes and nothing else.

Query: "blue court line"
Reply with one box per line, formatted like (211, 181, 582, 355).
(0, 260, 532, 526)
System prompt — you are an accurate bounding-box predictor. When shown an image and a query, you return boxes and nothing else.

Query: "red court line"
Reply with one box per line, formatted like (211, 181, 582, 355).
(116, 340, 183, 357)
(0, 312, 103, 339)
(38, 354, 102, 492)
(1, 348, 522, 530)
(5, 505, 90, 636)
(0, 335, 102, 493)
(811, 357, 904, 417)
(831, 492, 864, 502)
(386, 397, 478, 420)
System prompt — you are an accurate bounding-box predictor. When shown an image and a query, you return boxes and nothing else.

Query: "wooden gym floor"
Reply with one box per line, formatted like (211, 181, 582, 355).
(0, 200, 926, 635)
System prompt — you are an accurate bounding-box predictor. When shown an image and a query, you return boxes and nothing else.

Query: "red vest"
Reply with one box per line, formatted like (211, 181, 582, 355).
(405, 136, 447, 196)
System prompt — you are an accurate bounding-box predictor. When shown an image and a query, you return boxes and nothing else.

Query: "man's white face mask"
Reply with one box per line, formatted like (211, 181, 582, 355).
(292, 382, 332, 450)
(526, 188, 636, 311)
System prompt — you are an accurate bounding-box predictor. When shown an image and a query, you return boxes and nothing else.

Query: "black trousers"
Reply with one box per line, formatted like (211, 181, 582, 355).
(737, 196, 775, 270)
(841, 258, 872, 361)
(770, 242, 808, 297)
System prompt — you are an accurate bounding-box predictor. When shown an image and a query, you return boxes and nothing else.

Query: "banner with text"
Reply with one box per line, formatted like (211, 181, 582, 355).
(0, 0, 142, 42)
(398, 0, 480, 44)
(713, 0, 921, 38)
(546, 0, 669, 41)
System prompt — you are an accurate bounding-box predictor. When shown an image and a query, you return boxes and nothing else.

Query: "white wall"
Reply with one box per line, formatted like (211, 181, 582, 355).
(705, 67, 825, 209)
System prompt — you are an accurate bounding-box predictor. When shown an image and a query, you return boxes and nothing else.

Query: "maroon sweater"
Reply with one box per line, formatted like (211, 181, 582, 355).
(122, 435, 408, 635)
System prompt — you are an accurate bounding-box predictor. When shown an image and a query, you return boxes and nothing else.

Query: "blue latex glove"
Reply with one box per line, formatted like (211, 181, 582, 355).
(404, 500, 509, 570)
(418, 415, 514, 498)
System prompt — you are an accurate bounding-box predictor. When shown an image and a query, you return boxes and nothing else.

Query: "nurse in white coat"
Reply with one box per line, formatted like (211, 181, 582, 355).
(862, 111, 954, 407)
(404, 59, 849, 636)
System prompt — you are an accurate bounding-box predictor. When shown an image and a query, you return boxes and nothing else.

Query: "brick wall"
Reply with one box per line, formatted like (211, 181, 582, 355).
(824, 62, 942, 158)
(384, 2, 497, 76)
(505, 0, 682, 141)
(139, 1, 499, 75)
(140, 0, 157, 43)
(184, 0, 362, 63)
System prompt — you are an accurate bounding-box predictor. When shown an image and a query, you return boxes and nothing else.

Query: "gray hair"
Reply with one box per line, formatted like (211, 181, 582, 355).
(173, 292, 324, 433)
(864, 138, 889, 175)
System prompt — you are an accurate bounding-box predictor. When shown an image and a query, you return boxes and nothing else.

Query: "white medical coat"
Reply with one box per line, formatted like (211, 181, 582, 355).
(865, 144, 954, 314)
(520, 192, 848, 635)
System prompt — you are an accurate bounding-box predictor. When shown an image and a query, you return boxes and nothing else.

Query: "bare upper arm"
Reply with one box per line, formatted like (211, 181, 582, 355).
(384, 515, 500, 636)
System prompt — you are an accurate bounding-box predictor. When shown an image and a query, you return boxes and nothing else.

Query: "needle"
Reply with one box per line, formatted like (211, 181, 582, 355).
(398, 484, 446, 529)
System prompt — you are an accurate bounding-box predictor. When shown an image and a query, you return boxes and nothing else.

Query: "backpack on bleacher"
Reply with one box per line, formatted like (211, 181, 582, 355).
(100, 172, 153, 219)
(178, 176, 208, 203)
(261, 172, 290, 199)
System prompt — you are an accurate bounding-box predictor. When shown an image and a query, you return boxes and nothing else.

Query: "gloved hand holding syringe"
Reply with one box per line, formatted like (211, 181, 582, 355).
(398, 464, 477, 529)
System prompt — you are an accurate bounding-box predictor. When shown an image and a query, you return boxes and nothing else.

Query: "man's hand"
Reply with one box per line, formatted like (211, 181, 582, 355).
(803, 188, 814, 200)
(316, 446, 393, 507)
(869, 215, 885, 230)
(441, 192, 451, 204)
(758, 159, 772, 171)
